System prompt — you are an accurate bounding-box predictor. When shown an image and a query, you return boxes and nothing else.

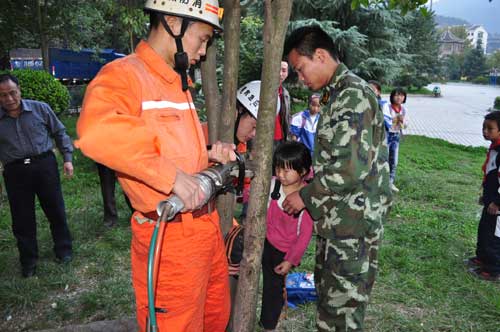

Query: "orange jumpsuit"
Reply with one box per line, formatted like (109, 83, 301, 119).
(76, 41, 230, 332)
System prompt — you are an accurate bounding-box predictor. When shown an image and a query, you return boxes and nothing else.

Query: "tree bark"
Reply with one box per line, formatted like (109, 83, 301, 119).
(232, 1, 293, 332)
(36, 0, 49, 72)
(201, 44, 220, 144)
(216, 0, 241, 236)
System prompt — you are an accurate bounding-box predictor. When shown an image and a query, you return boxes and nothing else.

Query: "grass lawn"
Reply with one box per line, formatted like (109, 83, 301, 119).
(1, 116, 499, 331)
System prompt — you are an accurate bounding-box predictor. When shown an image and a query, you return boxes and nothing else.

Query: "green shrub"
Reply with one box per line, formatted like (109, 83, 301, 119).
(288, 85, 311, 103)
(471, 76, 489, 85)
(495, 97, 500, 110)
(0, 69, 70, 114)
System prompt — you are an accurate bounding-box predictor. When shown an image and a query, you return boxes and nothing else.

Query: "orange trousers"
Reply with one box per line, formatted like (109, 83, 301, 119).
(131, 211, 230, 332)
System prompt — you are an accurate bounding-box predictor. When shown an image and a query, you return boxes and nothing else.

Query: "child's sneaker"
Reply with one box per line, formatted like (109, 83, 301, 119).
(468, 267, 500, 282)
(390, 183, 399, 192)
(464, 256, 483, 269)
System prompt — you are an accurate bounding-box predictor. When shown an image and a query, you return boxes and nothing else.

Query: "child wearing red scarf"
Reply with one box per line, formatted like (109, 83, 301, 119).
(468, 110, 500, 281)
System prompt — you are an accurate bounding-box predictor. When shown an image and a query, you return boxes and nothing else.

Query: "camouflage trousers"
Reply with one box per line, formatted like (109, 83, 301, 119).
(314, 231, 381, 332)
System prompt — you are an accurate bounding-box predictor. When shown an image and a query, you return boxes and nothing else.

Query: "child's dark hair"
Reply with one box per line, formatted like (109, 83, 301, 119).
(273, 141, 312, 177)
(309, 93, 321, 105)
(485, 110, 500, 129)
(368, 80, 381, 92)
(390, 87, 407, 104)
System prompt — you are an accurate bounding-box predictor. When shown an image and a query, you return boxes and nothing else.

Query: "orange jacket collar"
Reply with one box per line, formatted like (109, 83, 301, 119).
(136, 41, 178, 84)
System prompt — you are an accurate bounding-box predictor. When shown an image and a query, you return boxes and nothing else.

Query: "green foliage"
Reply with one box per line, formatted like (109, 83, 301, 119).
(238, 16, 265, 84)
(471, 76, 490, 85)
(393, 11, 440, 88)
(245, 0, 430, 17)
(352, 0, 429, 14)
(0, 69, 70, 114)
(494, 96, 500, 110)
(117, 5, 148, 53)
(214, 16, 265, 86)
(288, 85, 311, 115)
(0, 0, 146, 60)
(463, 43, 488, 80)
(287, 1, 440, 87)
(441, 53, 465, 81)
(0, 1, 38, 58)
(487, 50, 500, 71)
(288, 85, 311, 103)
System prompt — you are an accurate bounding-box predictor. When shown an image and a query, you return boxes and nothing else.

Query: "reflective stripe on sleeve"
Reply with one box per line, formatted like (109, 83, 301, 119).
(142, 100, 195, 111)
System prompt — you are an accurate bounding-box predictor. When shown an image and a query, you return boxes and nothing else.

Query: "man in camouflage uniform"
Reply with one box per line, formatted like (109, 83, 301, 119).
(282, 26, 392, 331)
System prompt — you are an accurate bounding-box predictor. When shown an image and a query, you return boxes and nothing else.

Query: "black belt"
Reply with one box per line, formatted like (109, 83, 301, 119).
(6, 151, 53, 166)
(141, 200, 215, 223)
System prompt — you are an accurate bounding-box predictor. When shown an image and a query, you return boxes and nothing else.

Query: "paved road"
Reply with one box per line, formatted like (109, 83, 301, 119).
(383, 83, 500, 148)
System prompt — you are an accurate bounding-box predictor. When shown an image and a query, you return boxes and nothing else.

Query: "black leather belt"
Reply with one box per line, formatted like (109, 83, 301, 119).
(6, 151, 53, 166)
(141, 200, 215, 223)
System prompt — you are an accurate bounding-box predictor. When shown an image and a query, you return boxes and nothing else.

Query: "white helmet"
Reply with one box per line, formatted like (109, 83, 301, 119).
(145, 0, 223, 31)
(237, 80, 280, 119)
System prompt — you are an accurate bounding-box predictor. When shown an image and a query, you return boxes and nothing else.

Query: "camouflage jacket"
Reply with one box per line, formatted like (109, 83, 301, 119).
(299, 63, 392, 240)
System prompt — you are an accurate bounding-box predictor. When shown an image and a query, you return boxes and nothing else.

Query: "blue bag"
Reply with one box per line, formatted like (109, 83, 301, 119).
(286, 272, 317, 308)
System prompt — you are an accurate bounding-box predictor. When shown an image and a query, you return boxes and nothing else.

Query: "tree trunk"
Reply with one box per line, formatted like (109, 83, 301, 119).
(201, 45, 220, 144)
(232, 1, 293, 332)
(36, 0, 49, 72)
(216, 0, 241, 236)
(129, 27, 134, 54)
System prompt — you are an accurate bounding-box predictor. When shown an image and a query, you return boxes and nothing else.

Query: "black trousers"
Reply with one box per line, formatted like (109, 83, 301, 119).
(3, 152, 72, 267)
(96, 163, 132, 223)
(260, 238, 287, 330)
(476, 207, 500, 274)
(97, 163, 118, 223)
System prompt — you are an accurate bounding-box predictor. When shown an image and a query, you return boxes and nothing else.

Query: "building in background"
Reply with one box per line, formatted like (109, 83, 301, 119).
(466, 25, 488, 53)
(439, 29, 465, 58)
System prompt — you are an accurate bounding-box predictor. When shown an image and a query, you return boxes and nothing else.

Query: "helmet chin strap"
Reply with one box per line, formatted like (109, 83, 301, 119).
(160, 17, 190, 91)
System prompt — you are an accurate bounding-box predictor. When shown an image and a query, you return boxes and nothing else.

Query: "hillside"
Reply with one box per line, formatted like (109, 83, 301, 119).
(434, 15, 469, 28)
(432, 0, 500, 34)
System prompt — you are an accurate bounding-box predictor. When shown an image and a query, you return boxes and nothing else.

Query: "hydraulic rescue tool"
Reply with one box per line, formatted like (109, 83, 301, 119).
(146, 152, 246, 332)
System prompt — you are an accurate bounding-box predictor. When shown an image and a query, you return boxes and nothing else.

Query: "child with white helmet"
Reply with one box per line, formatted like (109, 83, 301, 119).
(235, 80, 280, 148)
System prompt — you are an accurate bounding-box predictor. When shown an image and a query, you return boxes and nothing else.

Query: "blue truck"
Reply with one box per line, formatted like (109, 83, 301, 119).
(9, 48, 125, 83)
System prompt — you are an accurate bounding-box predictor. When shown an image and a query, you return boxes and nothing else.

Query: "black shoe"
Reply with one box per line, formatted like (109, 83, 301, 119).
(21, 265, 36, 278)
(468, 267, 500, 282)
(464, 256, 483, 269)
(56, 254, 73, 264)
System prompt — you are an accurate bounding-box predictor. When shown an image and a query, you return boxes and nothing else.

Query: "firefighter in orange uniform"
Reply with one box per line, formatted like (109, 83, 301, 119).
(75, 1, 234, 331)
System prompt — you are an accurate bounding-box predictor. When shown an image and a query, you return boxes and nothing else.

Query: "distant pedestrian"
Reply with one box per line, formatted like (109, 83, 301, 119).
(468, 110, 500, 282)
(0, 73, 73, 278)
(274, 61, 292, 149)
(96, 162, 133, 227)
(387, 87, 409, 192)
(290, 93, 321, 157)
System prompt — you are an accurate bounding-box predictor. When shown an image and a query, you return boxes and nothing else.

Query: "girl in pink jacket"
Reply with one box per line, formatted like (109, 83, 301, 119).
(260, 141, 314, 331)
